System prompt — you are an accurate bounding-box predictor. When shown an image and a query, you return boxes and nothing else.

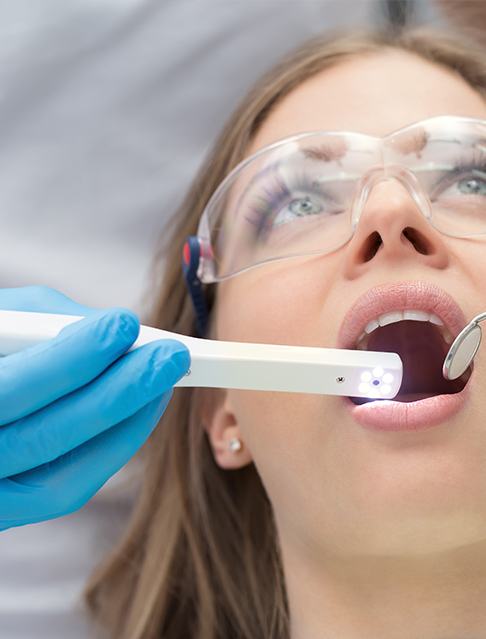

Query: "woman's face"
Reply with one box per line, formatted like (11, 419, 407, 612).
(204, 50, 486, 559)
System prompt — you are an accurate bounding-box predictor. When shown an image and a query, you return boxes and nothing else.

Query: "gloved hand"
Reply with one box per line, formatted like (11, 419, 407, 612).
(0, 286, 191, 531)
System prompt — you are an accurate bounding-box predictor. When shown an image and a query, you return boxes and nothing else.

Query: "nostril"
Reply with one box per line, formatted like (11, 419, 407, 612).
(360, 232, 382, 262)
(403, 227, 431, 255)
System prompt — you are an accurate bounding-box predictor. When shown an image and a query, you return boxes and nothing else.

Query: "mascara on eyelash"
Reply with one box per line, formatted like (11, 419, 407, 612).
(244, 170, 336, 230)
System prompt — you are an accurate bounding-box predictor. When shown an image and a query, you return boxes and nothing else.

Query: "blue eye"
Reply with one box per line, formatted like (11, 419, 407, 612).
(244, 171, 341, 237)
(268, 195, 324, 228)
(457, 176, 486, 196)
(288, 196, 321, 217)
(435, 154, 486, 200)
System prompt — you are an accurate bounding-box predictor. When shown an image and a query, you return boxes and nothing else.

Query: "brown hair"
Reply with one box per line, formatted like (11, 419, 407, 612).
(84, 27, 486, 639)
(437, 0, 486, 47)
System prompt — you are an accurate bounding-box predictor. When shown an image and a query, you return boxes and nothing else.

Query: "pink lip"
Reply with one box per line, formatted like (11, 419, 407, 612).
(337, 281, 472, 432)
(337, 280, 468, 351)
(342, 387, 471, 432)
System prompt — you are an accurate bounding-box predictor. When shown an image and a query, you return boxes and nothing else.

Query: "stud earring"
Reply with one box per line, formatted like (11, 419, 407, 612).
(228, 437, 242, 452)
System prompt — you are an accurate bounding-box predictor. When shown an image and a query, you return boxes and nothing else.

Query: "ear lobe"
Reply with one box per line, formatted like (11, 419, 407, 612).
(199, 387, 253, 469)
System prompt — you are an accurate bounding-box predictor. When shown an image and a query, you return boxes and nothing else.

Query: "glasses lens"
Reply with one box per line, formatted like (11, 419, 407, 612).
(432, 131, 486, 237)
(205, 133, 375, 279)
(387, 118, 486, 238)
(203, 119, 486, 281)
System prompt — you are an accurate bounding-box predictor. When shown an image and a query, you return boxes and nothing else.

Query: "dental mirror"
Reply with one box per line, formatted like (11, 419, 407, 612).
(443, 312, 486, 381)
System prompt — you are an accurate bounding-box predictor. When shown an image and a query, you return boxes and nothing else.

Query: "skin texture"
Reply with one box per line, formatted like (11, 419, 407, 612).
(203, 50, 486, 639)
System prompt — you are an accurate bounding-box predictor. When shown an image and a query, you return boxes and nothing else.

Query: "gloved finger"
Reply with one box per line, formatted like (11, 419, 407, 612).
(0, 390, 173, 530)
(0, 285, 98, 316)
(0, 340, 190, 477)
(0, 307, 141, 425)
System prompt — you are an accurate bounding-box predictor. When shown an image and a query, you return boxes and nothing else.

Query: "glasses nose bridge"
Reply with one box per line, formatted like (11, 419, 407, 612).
(350, 163, 433, 232)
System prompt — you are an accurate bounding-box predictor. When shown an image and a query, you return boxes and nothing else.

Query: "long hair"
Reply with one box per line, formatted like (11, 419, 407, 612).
(84, 27, 486, 639)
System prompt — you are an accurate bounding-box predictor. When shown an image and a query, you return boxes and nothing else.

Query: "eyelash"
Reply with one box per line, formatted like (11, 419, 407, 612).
(438, 153, 486, 181)
(244, 170, 330, 236)
(244, 153, 486, 235)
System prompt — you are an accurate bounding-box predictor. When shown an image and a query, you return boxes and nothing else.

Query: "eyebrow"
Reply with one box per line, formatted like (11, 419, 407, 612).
(303, 132, 432, 159)
(231, 141, 351, 211)
(391, 128, 429, 155)
(229, 124, 479, 216)
(301, 139, 348, 162)
(247, 141, 348, 182)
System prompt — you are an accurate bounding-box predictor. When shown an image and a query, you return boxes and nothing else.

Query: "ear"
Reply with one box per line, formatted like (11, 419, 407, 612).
(199, 387, 253, 470)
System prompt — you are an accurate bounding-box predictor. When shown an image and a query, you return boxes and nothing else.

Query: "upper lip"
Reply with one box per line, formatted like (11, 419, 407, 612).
(337, 281, 468, 350)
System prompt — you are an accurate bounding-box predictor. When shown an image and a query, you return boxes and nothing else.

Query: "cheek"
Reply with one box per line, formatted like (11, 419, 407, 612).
(216, 259, 333, 345)
(214, 258, 346, 523)
(214, 258, 344, 486)
(228, 388, 328, 501)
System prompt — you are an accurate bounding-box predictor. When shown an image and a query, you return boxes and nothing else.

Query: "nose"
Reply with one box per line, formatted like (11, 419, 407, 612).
(345, 175, 449, 269)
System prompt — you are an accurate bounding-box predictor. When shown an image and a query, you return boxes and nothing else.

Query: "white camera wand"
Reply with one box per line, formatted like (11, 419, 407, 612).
(0, 310, 403, 399)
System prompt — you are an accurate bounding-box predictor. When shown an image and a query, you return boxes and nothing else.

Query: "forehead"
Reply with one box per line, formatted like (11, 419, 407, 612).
(247, 50, 486, 156)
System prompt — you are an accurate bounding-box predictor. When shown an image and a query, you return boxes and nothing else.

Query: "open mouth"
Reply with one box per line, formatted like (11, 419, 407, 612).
(348, 320, 473, 405)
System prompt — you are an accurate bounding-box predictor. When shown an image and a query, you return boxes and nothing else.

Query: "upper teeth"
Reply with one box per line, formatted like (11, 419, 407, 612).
(355, 310, 453, 350)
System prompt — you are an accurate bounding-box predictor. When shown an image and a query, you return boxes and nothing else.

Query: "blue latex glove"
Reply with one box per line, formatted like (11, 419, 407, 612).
(0, 286, 191, 531)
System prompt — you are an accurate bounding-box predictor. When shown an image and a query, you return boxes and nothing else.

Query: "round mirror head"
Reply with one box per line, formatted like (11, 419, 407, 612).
(443, 323, 482, 381)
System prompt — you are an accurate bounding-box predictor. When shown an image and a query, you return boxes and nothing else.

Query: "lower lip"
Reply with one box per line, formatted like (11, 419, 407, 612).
(343, 377, 472, 432)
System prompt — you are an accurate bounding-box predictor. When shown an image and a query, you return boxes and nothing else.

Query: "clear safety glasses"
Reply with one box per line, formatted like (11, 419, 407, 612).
(188, 115, 486, 284)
